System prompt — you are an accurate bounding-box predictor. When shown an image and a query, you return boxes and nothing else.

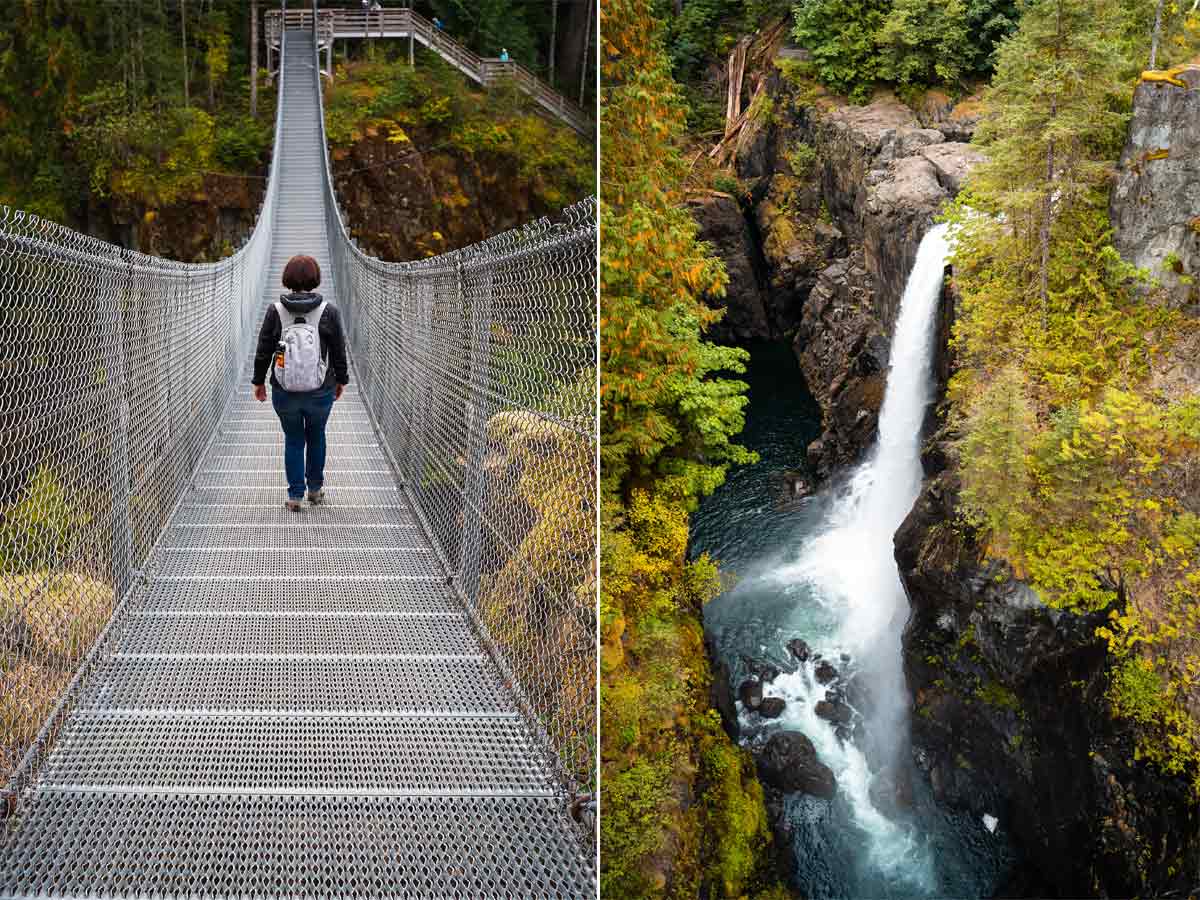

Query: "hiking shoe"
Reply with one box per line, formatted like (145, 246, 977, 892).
(307, 489, 325, 505)
(286, 498, 303, 512)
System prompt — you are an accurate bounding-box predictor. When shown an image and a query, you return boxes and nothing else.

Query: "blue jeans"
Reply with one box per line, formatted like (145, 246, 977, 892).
(271, 384, 335, 499)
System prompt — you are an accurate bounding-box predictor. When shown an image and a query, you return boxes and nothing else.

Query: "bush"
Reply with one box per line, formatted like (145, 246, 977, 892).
(786, 141, 818, 177)
(214, 116, 270, 170)
(0, 467, 89, 574)
(713, 173, 741, 195)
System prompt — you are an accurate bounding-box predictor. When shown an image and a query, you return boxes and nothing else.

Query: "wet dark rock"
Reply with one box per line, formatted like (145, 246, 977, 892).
(708, 642, 740, 740)
(755, 731, 837, 799)
(787, 638, 811, 662)
(898, 461, 1200, 896)
(738, 678, 764, 711)
(814, 660, 838, 684)
(687, 192, 770, 341)
(743, 657, 781, 683)
(782, 470, 812, 499)
(792, 252, 885, 476)
(815, 699, 852, 725)
(758, 697, 787, 719)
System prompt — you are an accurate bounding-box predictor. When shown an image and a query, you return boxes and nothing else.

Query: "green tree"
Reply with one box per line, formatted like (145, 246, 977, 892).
(792, 0, 889, 101)
(600, 0, 755, 502)
(600, 2, 778, 896)
(875, 0, 972, 86)
(961, 0, 1020, 73)
(945, 0, 1200, 788)
(957, 365, 1035, 550)
(968, 0, 1127, 314)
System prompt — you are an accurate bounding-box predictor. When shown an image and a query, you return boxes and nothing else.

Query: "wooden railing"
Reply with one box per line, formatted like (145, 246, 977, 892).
(264, 8, 591, 134)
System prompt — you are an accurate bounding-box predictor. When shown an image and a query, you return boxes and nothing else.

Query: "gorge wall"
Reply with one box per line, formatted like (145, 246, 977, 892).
(694, 50, 1200, 898)
(83, 126, 588, 265)
(692, 71, 982, 476)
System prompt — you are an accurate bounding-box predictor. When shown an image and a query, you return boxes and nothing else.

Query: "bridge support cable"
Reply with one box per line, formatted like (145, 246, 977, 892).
(0, 23, 597, 898)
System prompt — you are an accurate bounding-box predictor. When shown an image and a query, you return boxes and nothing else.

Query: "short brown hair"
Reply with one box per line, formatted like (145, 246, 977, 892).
(282, 255, 321, 291)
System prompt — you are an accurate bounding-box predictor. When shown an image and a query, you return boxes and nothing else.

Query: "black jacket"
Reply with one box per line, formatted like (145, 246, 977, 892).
(252, 292, 350, 389)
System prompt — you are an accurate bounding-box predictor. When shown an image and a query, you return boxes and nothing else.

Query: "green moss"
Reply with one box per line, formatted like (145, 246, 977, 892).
(747, 92, 775, 124)
(957, 623, 977, 649)
(975, 680, 1021, 713)
(713, 173, 741, 195)
(699, 731, 772, 897)
(600, 753, 676, 897)
(786, 141, 818, 178)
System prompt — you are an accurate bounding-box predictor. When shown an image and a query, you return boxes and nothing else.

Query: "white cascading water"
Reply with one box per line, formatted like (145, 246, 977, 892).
(761, 223, 953, 890)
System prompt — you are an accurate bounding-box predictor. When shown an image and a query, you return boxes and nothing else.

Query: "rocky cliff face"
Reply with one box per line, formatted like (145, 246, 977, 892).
(332, 132, 583, 262)
(82, 173, 264, 263)
(1111, 65, 1200, 311)
(690, 192, 773, 342)
(692, 72, 981, 474)
(896, 453, 1200, 897)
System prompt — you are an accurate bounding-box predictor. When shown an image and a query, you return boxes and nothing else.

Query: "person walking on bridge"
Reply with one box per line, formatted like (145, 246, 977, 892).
(251, 255, 350, 512)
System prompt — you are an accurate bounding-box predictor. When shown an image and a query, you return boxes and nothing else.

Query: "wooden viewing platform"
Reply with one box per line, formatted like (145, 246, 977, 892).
(264, 8, 592, 135)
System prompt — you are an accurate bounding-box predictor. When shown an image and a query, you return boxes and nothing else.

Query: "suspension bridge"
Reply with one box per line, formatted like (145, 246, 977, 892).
(0, 23, 596, 898)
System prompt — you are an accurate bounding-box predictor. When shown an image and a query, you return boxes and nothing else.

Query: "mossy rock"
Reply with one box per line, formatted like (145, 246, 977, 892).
(1, 572, 112, 660)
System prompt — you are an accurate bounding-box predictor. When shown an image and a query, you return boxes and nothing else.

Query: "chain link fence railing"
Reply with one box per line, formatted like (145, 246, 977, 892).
(0, 44, 285, 809)
(314, 42, 598, 808)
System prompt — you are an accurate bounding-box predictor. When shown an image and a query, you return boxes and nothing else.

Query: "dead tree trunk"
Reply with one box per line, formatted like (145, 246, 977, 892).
(725, 38, 749, 140)
(250, 0, 258, 117)
(181, 0, 190, 107)
(549, 0, 557, 87)
(1149, 0, 1166, 68)
(578, 0, 592, 106)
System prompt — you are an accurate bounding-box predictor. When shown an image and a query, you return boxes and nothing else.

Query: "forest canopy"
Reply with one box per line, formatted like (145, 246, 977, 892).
(0, 0, 593, 232)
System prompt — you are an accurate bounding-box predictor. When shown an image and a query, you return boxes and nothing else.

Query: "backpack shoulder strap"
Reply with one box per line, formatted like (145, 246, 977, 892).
(310, 299, 328, 327)
(274, 299, 293, 326)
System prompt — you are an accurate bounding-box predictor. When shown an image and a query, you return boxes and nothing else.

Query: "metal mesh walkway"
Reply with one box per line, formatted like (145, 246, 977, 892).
(0, 25, 595, 899)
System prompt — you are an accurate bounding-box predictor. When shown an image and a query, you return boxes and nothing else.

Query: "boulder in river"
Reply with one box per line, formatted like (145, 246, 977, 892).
(787, 638, 811, 663)
(815, 660, 838, 684)
(743, 657, 781, 683)
(815, 699, 853, 726)
(756, 731, 837, 799)
(759, 697, 787, 719)
(783, 470, 812, 499)
(738, 678, 764, 710)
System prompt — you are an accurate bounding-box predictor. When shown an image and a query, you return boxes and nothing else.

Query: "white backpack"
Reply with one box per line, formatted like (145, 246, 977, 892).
(272, 299, 328, 392)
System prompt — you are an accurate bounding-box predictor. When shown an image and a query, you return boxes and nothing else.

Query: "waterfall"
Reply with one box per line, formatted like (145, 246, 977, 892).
(763, 223, 952, 892)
